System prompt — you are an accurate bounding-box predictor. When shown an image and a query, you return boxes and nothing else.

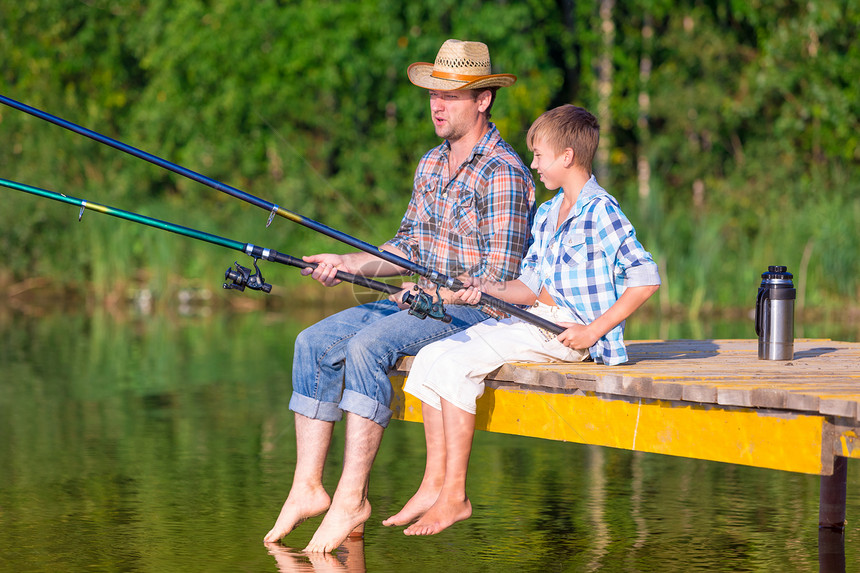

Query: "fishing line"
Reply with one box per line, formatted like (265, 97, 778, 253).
(0, 94, 564, 334)
(254, 110, 377, 235)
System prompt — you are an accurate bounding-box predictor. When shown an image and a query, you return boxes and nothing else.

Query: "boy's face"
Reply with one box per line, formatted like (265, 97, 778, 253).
(530, 139, 565, 191)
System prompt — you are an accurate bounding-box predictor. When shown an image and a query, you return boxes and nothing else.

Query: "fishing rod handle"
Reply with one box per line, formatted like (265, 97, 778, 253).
(254, 248, 403, 296)
(261, 248, 451, 323)
(477, 294, 566, 335)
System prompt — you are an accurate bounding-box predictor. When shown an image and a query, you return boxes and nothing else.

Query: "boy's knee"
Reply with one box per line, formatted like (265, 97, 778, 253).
(432, 353, 478, 381)
(416, 342, 449, 363)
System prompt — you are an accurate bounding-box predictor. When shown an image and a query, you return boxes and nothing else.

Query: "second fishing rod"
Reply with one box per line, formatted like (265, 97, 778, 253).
(1, 94, 566, 335)
(1, 176, 454, 322)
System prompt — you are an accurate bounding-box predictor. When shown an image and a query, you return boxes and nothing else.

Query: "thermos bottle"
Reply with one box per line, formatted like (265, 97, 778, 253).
(754, 265, 796, 360)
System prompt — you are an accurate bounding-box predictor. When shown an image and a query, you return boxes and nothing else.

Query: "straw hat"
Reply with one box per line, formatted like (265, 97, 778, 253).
(407, 39, 517, 91)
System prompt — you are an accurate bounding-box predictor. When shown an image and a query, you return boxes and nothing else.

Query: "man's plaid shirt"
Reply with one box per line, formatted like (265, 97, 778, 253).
(387, 124, 535, 294)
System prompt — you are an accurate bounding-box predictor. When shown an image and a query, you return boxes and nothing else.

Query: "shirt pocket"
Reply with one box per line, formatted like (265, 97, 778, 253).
(560, 232, 603, 267)
(450, 183, 478, 236)
(413, 176, 438, 223)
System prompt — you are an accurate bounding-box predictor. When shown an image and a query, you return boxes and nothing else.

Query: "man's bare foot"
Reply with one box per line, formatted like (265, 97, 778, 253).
(304, 499, 372, 553)
(382, 486, 440, 526)
(264, 487, 332, 543)
(403, 495, 471, 536)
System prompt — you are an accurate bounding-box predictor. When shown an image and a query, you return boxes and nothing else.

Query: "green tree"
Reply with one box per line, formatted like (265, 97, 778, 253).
(1, 0, 858, 311)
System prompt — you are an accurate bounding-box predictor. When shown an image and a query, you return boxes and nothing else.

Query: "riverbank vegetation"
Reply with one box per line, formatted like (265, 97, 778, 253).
(1, 0, 858, 316)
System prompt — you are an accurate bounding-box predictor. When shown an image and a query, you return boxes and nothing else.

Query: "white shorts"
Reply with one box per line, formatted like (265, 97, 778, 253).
(403, 302, 590, 414)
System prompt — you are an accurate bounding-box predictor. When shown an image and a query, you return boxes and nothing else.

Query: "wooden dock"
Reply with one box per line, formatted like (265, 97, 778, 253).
(389, 338, 860, 531)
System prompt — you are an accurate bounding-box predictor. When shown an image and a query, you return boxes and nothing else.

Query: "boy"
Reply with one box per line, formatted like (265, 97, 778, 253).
(384, 104, 661, 535)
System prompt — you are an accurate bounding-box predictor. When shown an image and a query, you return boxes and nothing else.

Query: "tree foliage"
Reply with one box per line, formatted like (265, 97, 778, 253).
(1, 0, 858, 311)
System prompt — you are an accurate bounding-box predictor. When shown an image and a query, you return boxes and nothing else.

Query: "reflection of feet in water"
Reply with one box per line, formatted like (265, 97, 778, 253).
(304, 499, 372, 553)
(265, 539, 366, 572)
(382, 486, 439, 527)
(264, 487, 332, 543)
(403, 494, 472, 536)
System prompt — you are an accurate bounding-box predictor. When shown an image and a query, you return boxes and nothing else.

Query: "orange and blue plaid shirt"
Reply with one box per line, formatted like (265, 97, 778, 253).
(386, 124, 535, 295)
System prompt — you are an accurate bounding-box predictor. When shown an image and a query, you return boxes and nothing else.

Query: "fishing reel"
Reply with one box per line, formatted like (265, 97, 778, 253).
(402, 285, 452, 323)
(223, 258, 272, 293)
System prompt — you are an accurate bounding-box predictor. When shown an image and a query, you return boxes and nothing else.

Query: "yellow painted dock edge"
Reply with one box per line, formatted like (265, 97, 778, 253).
(390, 374, 835, 475)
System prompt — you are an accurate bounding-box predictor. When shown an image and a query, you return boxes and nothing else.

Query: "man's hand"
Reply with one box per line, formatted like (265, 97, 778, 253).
(390, 281, 419, 309)
(301, 253, 349, 287)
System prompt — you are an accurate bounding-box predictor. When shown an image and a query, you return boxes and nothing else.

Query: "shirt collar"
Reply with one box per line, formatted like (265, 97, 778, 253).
(440, 123, 500, 163)
(553, 175, 615, 223)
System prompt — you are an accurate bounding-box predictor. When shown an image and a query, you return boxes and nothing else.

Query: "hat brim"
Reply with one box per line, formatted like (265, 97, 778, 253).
(407, 62, 517, 91)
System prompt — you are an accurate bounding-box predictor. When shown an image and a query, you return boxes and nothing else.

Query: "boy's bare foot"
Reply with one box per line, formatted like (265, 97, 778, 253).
(263, 487, 331, 543)
(304, 499, 372, 553)
(403, 495, 471, 536)
(382, 486, 440, 526)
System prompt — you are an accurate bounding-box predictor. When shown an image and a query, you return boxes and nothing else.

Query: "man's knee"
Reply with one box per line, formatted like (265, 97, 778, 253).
(294, 326, 312, 354)
(344, 328, 394, 370)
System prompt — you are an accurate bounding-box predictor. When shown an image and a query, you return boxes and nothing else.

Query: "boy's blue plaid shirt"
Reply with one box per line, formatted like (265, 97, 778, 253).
(519, 176, 660, 365)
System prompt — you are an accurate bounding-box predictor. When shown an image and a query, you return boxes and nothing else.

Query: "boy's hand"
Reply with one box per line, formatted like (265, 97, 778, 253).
(451, 276, 483, 305)
(556, 322, 599, 350)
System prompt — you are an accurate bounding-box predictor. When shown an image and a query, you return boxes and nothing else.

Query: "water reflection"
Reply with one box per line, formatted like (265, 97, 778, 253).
(0, 305, 857, 571)
(819, 528, 846, 573)
(586, 447, 608, 571)
(266, 540, 366, 572)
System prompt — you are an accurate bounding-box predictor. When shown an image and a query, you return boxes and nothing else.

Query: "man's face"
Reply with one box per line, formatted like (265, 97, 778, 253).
(428, 90, 482, 142)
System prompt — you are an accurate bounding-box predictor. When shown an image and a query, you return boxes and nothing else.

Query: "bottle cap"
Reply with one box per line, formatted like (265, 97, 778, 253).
(762, 265, 793, 280)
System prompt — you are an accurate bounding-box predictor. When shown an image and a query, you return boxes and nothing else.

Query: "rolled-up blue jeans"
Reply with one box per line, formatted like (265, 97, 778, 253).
(289, 299, 490, 428)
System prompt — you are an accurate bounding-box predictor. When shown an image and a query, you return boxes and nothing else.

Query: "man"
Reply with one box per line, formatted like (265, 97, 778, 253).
(263, 39, 535, 553)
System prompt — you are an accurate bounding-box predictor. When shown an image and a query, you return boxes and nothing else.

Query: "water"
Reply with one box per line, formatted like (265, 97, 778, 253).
(0, 305, 857, 572)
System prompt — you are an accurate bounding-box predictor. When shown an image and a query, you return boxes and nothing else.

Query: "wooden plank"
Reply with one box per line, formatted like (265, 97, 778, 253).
(456, 339, 860, 420)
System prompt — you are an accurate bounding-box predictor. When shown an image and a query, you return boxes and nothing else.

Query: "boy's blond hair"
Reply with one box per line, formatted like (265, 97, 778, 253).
(527, 104, 600, 174)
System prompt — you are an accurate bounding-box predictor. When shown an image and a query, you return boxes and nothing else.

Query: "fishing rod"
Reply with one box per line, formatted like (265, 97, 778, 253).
(0, 94, 565, 334)
(0, 177, 451, 322)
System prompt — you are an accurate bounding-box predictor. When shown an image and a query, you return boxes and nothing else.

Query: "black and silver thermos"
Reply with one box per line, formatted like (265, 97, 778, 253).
(754, 265, 796, 360)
